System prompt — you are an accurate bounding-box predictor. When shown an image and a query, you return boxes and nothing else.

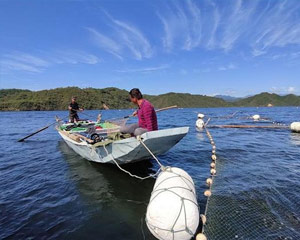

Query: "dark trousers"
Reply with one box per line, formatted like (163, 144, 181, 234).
(69, 113, 79, 123)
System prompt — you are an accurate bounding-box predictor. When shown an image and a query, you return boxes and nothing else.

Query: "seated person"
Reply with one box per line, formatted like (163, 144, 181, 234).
(120, 88, 158, 136)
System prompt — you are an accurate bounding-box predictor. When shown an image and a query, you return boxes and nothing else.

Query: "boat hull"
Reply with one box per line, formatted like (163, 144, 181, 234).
(58, 127, 189, 164)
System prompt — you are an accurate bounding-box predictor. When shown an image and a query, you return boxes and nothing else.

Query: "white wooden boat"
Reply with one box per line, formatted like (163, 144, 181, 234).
(57, 126, 189, 164)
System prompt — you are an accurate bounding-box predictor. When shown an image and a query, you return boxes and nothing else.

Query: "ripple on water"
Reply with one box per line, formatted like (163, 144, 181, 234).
(0, 108, 300, 239)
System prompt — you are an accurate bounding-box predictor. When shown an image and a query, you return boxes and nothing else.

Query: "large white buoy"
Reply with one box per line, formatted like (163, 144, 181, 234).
(252, 114, 260, 121)
(290, 122, 300, 133)
(146, 167, 199, 240)
(196, 119, 205, 129)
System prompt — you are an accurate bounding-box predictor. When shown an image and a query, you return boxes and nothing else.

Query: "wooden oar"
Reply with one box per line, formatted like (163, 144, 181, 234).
(155, 105, 178, 113)
(17, 116, 68, 142)
(123, 105, 178, 118)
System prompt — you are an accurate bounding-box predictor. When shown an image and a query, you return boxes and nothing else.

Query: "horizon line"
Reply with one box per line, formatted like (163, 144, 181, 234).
(0, 86, 299, 98)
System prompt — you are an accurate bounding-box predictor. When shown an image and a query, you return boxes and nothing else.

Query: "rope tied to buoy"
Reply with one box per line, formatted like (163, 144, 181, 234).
(104, 133, 200, 240)
(102, 135, 166, 180)
(137, 135, 166, 171)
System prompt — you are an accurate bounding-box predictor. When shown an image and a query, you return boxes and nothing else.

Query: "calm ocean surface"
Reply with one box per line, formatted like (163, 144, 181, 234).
(0, 107, 299, 239)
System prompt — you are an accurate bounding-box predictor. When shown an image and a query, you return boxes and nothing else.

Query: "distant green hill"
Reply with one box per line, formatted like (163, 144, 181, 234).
(0, 88, 299, 111)
(146, 92, 229, 108)
(0, 87, 131, 111)
(233, 92, 300, 107)
(214, 94, 241, 102)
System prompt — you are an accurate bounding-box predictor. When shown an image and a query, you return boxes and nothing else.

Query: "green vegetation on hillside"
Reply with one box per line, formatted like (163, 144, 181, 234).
(0, 87, 131, 111)
(0, 87, 299, 111)
(233, 92, 300, 107)
(147, 92, 229, 108)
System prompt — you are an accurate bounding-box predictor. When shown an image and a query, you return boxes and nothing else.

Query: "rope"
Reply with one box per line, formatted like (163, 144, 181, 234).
(102, 137, 163, 180)
(141, 217, 146, 240)
(137, 136, 165, 170)
(79, 111, 98, 120)
(103, 133, 199, 238)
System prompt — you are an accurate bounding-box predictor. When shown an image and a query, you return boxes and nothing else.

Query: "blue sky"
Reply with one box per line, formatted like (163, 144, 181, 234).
(0, 0, 299, 97)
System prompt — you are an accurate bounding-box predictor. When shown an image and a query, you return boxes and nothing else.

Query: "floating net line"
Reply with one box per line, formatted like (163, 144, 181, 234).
(201, 126, 300, 240)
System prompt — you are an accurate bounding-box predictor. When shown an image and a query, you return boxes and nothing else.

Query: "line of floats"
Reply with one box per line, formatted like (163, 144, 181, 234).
(146, 112, 300, 240)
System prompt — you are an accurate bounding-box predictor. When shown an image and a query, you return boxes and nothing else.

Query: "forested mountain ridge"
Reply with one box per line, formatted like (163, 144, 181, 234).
(0, 88, 299, 111)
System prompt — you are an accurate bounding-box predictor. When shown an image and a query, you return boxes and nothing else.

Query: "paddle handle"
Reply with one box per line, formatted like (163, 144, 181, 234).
(18, 125, 50, 142)
(124, 105, 178, 119)
(18, 115, 68, 142)
(155, 105, 178, 113)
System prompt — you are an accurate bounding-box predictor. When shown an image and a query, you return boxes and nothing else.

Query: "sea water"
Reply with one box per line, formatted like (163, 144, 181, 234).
(0, 107, 299, 239)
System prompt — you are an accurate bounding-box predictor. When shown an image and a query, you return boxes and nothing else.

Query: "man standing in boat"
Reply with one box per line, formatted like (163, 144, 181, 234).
(121, 88, 158, 136)
(68, 96, 84, 123)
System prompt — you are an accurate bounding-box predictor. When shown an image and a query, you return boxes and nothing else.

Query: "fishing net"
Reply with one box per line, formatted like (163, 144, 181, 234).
(105, 118, 128, 127)
(201, 128, 300, 240)
(93, 118, 129, 135)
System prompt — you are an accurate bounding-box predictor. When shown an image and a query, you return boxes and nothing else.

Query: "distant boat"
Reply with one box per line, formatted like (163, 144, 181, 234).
(267, 103, 273, 107)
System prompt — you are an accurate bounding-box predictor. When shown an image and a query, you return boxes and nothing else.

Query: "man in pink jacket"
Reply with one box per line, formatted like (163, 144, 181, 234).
(121, 88, 158, 136)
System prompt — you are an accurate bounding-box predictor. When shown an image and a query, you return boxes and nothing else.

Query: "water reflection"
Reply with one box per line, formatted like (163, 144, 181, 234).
(196, 129, 206, 141)
(289, 132, 300, 146)
(58, 141, 156, 239)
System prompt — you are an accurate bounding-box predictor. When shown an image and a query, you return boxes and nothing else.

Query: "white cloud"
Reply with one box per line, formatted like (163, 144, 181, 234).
(0, 59, 43, 73)
(87, 12, 153, 60)
(3, 53, 49, 67)
(86, 27, 123, 60)
(288, 87, 295, 93)
(158, 0, 203, 52)
(1, 50, 100, 74)
(112, 19, 153, 59)
(116, 64, 169, 73)
(218, 63, 237, 71)
(158, 13, 173, 52)
(270, 86, 297, 95)
(51, 50, 100, 65)
(0, 53, 49, 73)
(291, 51, 300, 59)
(157, 1, 300, 56)
(252, 49, 267, 57)
(250, 1, 300, 56)
(206, 3, 220, 50)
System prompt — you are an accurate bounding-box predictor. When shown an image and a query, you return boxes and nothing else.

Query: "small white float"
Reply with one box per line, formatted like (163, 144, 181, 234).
(197, 113, 205, 119)
(252, 114, 260, 121)
(290, 122, 300, 133)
